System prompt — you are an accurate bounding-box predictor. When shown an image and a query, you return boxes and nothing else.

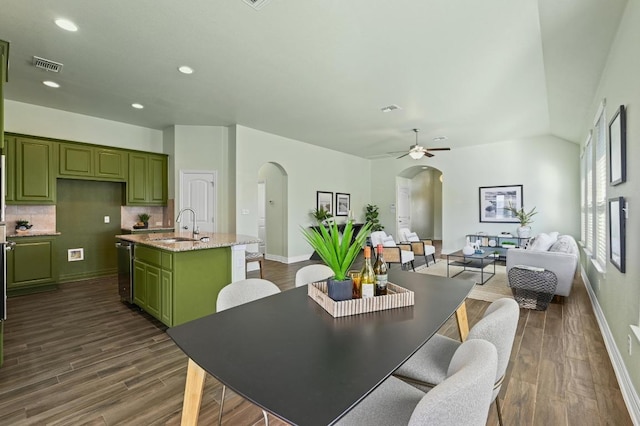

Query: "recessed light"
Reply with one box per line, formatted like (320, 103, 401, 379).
(55, 18, 78, 32)
(178, 65, 194, 74)
(131, 103, 144, 109)
(43, 81, 60, 88)
(381, 104, 401, 113)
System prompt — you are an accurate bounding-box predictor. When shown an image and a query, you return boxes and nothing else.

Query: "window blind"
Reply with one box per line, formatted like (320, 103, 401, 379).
(580, 150, 586, 244)
(595, 114, 607, 267)
(585, 136, 593, 253)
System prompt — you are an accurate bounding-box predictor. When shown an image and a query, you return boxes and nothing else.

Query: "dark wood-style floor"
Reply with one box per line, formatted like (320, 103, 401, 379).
(0, 245, 632, 425)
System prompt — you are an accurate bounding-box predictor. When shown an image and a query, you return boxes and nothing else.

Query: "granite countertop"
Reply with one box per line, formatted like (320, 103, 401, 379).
(115, 231, 261, 252)
(121, 226, 176, 233)
(8, 230, 62, 238)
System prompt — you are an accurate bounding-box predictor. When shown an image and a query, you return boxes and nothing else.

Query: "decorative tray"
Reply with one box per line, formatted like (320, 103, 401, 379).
(308, 282, 415, 318)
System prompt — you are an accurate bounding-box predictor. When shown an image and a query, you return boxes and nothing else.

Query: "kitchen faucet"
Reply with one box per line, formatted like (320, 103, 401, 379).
(176, 208, 199, 237)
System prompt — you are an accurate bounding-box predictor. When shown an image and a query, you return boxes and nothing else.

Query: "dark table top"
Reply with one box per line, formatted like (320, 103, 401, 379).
(167, 269, 474, 426)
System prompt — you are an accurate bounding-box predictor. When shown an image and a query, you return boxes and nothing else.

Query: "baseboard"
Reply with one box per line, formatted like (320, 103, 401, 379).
(58, 268, 117, 283)
(264, 253, 310, 264)
(580, 266, 640, 424)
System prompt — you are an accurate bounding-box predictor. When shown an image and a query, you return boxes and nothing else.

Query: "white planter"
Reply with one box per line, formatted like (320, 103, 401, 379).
(517, 226, 531, 238)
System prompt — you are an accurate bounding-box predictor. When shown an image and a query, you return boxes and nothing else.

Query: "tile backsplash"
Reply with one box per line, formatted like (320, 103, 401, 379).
(121, 200, 174, 228)
(6, 205, 57, 231)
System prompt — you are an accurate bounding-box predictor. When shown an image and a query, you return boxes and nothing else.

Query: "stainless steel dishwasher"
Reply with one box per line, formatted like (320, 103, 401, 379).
(115, 240, 134, 303)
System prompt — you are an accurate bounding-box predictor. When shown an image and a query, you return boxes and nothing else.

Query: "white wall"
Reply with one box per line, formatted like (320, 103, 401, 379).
(5, 100, 163, 152)
(234, 125, 372, 261)
(259, 163, 287, 257)
(410, 169, 436, 239)
(371, 135, 580, 254)
(170, 125, 232, 232)
(580, 0, 640, 402)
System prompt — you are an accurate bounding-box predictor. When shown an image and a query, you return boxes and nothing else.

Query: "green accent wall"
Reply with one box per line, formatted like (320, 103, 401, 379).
(56, 179, 124, 282)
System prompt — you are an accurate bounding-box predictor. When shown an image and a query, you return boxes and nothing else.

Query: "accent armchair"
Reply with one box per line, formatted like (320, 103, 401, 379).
(399, 228, 437, 266)
(369, 231, 415, 271)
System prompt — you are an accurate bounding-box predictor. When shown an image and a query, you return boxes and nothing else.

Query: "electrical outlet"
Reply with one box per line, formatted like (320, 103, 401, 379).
(628, 334, 633, 356)
(104, 216, 110, 224)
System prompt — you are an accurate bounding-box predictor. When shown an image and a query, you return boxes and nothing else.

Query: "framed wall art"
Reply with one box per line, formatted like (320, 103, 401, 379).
(335, 193, 350, 216)
(479, 185, 523, 223)
(608, 196, 625, 273)
(609, 105, 626, 186)
(316, 191, 333, 215)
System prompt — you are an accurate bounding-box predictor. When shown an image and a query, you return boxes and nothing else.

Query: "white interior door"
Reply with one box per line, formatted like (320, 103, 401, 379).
(180, 171, 216, 232)
(257, 181, 266, 253)
(397, 184, 411, 240)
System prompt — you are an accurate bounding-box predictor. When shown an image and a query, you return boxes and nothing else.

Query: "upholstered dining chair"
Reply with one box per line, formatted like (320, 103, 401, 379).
(245, 251, 265, 278)
(295, 264, 334, 287)
(393, 298, 519, 426)
(399, 227, 437, 266)
(369, 231, 415, 271)
(336, 339, 498, 426)
(216, 278, 281, 425)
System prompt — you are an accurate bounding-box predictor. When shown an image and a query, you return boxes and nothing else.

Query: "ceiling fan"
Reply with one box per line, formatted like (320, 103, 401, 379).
(391, 129, 451, 159)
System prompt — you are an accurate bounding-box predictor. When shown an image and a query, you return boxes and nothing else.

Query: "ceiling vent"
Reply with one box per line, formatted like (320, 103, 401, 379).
(33, 56, 63, 73)
(242, 0, 272, 10)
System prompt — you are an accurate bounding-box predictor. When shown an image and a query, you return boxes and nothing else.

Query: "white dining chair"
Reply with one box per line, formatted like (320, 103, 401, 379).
(294, 264, 334, 287)
(336, 339, 498, 426)
(393, 298, 519, 426)
(216, 278, 281, 425)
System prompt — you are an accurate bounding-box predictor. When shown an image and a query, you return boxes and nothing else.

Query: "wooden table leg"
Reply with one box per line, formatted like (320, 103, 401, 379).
(455, 302, 469, 341)
(180, 358, 207, 426)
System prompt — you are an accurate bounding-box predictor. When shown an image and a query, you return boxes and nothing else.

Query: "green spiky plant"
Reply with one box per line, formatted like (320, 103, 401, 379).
(301, 221, 371, 281)
(504, 202, 537, 226)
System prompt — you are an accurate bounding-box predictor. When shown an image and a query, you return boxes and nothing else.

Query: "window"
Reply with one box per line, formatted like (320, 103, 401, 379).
(582, 100, 607, 271)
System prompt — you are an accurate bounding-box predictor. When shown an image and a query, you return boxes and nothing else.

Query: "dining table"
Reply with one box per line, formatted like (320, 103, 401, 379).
(167, 268, 474, 425)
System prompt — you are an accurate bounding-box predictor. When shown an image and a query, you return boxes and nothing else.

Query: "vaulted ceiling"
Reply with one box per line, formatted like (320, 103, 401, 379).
(0, 0, 628, 158)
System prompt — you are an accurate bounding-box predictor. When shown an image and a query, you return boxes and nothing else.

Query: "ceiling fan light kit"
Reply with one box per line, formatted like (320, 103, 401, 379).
(392, 129, 451, 160)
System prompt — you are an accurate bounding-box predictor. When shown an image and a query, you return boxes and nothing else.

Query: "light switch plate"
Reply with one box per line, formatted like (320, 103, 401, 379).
(104, 216, 110, 223)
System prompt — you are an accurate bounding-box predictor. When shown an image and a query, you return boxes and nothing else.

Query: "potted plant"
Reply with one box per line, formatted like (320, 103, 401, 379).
(301, 220, 371, 301)
(137, 213, 151, 229)
(364, 204, 383, 231)
(16, 219, 33, 231)
(505, 203, 537, 238)
(311, 207, 333, 224)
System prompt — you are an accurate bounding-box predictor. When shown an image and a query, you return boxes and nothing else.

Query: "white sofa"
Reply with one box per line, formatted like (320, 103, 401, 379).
(506, 233, 579, 297)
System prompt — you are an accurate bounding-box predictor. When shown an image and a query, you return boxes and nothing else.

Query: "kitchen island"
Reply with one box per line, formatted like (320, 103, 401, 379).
(116, 232, 261, 326)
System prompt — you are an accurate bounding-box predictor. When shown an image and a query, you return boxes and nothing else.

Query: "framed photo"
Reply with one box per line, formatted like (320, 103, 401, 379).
(335, 193, 350, 216)
(68, 248, 84, 262)
(609, 196, 625, 273)
(316, 191, 333, 215)
(609, 105, 626, 186)
(479, 185, 523, 223)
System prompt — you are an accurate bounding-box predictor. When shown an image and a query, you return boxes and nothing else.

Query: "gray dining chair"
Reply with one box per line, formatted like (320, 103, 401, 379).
(294, 264, 334, 287)
(216, 278, 281, 425)
(336, 339, 498, 426)
(393, 297, 519, 426)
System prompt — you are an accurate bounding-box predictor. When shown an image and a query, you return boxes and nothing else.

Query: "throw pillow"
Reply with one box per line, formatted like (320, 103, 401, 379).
(407, 232, 420, 242)
(549, 235, 578, 255)
(382, 235, 397, 247)
(528, 232, 558, 252)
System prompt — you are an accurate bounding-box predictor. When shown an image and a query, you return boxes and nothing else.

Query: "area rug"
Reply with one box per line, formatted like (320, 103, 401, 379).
(416, 260, 513, 303)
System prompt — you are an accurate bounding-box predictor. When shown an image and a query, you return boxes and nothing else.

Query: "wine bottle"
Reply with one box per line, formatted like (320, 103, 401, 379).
(374, 244, 388, 296)
(360, 246, 375, 298)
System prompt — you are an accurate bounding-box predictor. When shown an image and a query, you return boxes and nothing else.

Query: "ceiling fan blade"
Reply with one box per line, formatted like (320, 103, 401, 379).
(396, 152, 410, 159)
(425, 152, 435, 158)
(425, 147, 451, 151)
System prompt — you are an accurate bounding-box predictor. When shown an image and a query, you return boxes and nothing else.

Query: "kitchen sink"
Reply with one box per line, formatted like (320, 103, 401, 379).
(150, 237, 198, 243)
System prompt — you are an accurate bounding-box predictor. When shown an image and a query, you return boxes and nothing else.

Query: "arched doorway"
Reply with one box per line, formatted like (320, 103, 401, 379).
(395, 166, 443, 241)
(257, 162, 288, 261)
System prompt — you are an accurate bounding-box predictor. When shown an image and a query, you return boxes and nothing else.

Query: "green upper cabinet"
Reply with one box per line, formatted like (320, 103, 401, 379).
(95, 148, 126, 180)
(14, 137, 56, 204)
(5, 136, 14, 202)
(0, 39, 8, 151)
(127, 152, 167, 205)
(59, 143, 94, 177)
(59, 143, 126, 181)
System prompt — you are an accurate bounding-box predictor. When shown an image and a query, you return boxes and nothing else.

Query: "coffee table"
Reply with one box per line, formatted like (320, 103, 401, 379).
(447, 250, 496, 285)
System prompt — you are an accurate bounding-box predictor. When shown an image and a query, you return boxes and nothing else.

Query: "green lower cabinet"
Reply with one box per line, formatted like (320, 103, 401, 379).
(7, 236, 58, 296)
(132, 245, 231, 326)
